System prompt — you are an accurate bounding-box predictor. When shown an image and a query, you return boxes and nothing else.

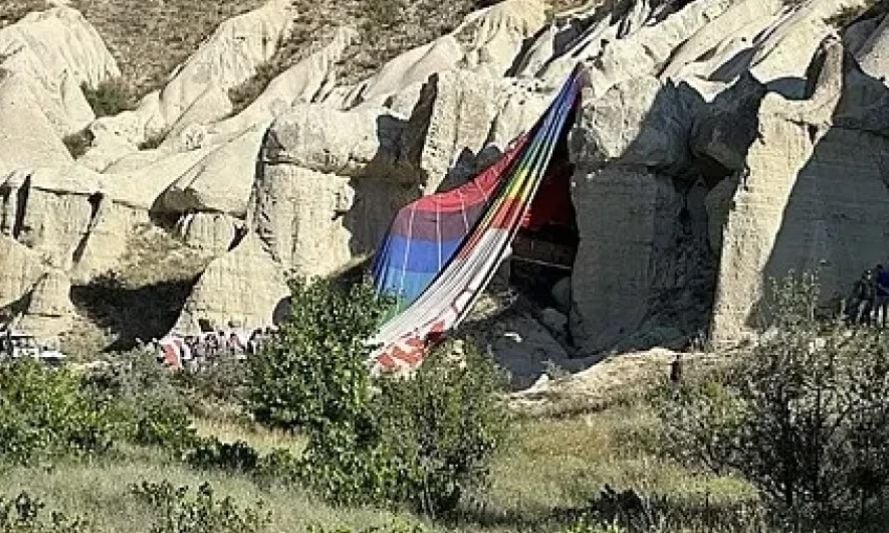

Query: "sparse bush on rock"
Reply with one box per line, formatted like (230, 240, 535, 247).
(81, 79, 136, 118)
(62, 129, 94, 159)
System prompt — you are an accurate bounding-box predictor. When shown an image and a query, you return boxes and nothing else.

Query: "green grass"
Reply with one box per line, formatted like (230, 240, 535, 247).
(0, 398, 758, 533)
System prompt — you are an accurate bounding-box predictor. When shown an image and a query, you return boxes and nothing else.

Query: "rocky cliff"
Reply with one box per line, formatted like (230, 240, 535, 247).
(1, 0, 888, 355)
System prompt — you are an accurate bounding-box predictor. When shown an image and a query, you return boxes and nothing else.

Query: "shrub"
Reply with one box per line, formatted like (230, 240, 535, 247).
(246, 278, 509, 514)
(298, 340, 510, 515)
(62, 129, 94, 159)
(0, 360, 117, 464)
(131, 480, 270, 533)
(184, 437, 259, 474)
(82, 352, 197, 452)
(244, 278, 387, 432)
(252, 448, 301, 487)
(138, 129, 169, 150)
(372, 339, 510, 514)
(0, 492, 90, 533)
(664, 272, 889, 525)
(81, 79, 136, 118)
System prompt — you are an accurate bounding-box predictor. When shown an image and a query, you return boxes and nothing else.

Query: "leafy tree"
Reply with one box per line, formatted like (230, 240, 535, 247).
(244, 278, 386, 432)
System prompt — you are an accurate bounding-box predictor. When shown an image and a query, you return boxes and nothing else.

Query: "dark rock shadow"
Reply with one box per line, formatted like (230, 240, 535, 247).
(70, 273, 198, 351)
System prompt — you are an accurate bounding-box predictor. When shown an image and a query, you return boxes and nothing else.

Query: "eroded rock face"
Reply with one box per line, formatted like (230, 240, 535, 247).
(711, 40, 889, 344)
(0, 6, 120, 136)
(172, 234, 289, 335)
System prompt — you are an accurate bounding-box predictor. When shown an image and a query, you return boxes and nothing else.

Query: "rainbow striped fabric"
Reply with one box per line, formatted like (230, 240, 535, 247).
(370, 66, 585, 371)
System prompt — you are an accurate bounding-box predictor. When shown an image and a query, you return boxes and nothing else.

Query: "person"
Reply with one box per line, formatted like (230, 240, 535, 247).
(850, 269, 876, 325)
(670, 353, 683, 385)
(876, 264, 889, 328)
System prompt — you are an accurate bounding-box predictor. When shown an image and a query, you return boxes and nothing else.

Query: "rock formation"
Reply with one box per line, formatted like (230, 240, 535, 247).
(1, 0, 888, 358)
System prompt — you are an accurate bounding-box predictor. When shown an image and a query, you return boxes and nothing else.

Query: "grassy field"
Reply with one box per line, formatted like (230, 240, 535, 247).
(0, 393, 758, 532)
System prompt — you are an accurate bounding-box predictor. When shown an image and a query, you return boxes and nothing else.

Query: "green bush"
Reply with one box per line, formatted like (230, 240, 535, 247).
(252, 448, 301, 487)
(372, 340, 510, 514)
(83, 353, 197, 451)
(131, 481, 270, 533)
(0, 492, 90, 533)
(664, 272, 889, 525)
(0, 360, 117, 464)
(184, 437, 259, 474)
(81, 79, 136, 118)
(244, 278, 387, 432)
(246, 278, 509, 514)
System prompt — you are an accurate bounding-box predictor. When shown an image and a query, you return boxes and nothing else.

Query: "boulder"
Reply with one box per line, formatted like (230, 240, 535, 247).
(158, 125, 267, 217)
(570, 76, 701, 173)
(263, 103, 411, 180)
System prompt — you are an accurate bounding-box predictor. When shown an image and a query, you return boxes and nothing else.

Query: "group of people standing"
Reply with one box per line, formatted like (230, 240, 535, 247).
(147, 327, 277, 371)
(848, 265, 889, 326)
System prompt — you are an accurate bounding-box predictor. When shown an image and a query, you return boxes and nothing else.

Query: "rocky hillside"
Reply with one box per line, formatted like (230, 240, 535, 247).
(1, 0, 888, 358)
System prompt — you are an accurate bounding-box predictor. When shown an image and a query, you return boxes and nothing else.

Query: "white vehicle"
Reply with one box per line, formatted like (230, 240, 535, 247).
(0, 331, 67, 365)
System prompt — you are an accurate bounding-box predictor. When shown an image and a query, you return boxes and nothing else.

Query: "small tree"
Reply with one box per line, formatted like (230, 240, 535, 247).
(664, 272, 889, 524)
(244, 278, 386, 432)
(246, 278, 511, 514)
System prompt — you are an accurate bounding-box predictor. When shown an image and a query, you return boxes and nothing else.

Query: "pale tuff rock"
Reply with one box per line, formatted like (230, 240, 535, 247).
(158, 125, 267, 217)
(340, 0, 547, 109)
(213, 26, 360, 137)
(263, 104, 410, 180)
(659, 0, 786, 81)
(743, 0, 872, 97)
(704, 176, 738, 254)
(858, 12, 889, 81)
(0, 7, 119, 136)
(710, 39, 889, 343)
(0, 74, 72, 175)
(543, 0, 734, 96)
(172, 233, 289, 335)
(92, 0, 296, 146)
(845, 16, 882, 57)
(570, 76, 699, 172)
(173, 213, 240, 255)
(400, 70, 511, 193)
(0, 236, 45, 309)
(690, 73, 768, 172)
(569, 168, 686, 351)
(17, 269, 74, 337)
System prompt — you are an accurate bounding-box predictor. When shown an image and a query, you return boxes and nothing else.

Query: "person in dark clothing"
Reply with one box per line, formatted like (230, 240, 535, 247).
(877, 265, 889, 328)
(670, 353, 683, 385)
(850, 269, 876, 325)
